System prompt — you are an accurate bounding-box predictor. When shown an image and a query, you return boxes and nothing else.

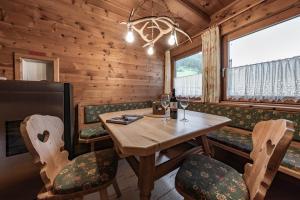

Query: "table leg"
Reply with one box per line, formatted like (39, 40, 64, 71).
(200, 135, 212, 156)
(138, 154, 155, 200)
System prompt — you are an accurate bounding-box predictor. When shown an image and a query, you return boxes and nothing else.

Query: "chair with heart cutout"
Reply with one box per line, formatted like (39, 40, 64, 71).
(175, 119, 294, 200)
(20, 114, 121, 200)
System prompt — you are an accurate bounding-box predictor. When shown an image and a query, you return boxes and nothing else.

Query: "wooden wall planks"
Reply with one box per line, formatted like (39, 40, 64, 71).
(220, 0, 300, 35)
(0, 0, 164, 105)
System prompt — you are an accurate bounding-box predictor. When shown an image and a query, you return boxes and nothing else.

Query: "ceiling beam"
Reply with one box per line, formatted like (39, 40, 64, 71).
(177, 0, 267, 46)
(163, 0, 210, 27)
(211, 0, 266, 25)
(180, 0, 210, 21)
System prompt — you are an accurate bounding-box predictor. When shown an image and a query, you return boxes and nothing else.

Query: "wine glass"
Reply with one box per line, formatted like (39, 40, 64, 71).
(161, 94, 170, 122)
(179, 97, 189, 122)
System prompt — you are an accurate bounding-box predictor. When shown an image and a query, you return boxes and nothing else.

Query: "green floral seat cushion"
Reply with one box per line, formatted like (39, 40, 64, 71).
(187, 103, 300, 141)
(84, 101, 152, 124)
(282, 146, 300, 172)
(208, 129, 252, 152)
(80, 125, 108, 139)
(53, 149, 118, 194)
(208, 129, 300, 173)
(175, 154, 249, 200)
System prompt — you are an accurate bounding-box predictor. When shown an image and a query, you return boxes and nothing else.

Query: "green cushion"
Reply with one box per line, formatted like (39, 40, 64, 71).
(84, 101, 152, 123)
(208, 129, 252, 152)
(282, 146, 300, 172)
(208, 129, 300, 173)
(80, 125, 108, 139)
(53, 149, 118, 194)
(175, 154, 249, 200)
(187, 103, 300, 141)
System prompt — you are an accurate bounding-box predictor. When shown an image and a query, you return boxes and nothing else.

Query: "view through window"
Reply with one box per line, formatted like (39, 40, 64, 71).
(227, 16, 300, 101)
(175, 52, 202, 97)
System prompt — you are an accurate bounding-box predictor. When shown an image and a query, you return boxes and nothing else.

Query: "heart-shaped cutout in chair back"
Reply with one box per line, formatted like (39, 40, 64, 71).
(37, 130, 50, 143)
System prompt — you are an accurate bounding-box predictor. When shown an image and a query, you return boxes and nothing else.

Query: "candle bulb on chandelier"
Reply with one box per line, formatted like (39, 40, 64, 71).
(125, 27, 134, 43)
(147, 45, 154, 56)
(168, 33, 176, 46)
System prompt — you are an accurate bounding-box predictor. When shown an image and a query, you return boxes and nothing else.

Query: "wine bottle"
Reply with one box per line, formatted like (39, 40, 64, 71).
(170, 88, 178, 119)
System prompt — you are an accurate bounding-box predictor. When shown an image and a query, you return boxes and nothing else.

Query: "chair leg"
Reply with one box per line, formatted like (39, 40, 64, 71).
(99, 188, 108, 200)
(112, 179, 121, 198)
(73, 196, 83, 200)
(211, 145, 215, 157)
(91, 142, 95, 152)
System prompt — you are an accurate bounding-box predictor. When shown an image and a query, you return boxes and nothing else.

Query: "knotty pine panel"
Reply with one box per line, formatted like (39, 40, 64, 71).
(220, 0, 300, 35)
(0, 0, 164, 105)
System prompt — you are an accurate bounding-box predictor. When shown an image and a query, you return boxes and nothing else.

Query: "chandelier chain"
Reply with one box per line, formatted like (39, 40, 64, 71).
(151, 0, 154, 41)
(161, 0, 177, 23)
(131, 0, 176, 23)
(130, 0, 148, 21)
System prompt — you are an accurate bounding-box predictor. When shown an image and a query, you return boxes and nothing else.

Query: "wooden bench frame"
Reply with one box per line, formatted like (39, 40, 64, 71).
(208, 126, 300, 179)
(77, 103, 111, 151)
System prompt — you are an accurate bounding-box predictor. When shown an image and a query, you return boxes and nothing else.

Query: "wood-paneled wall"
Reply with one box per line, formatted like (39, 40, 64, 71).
(220, 0, 300, 35)
(0, 0, 164, 105)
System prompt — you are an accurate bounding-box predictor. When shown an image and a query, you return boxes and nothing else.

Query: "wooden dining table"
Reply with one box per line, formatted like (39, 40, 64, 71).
(99, 108, 231, 200)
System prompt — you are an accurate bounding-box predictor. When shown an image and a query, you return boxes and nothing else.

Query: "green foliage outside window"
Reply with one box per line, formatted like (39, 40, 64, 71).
(176, 52, 203, 77)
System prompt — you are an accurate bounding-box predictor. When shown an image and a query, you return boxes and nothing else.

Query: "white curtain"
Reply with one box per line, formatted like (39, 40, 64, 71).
(164, 50, 171, 94)
(227, 56, 300, 100)
(22, 60, 47, 81)
(175, 74, 202, 97)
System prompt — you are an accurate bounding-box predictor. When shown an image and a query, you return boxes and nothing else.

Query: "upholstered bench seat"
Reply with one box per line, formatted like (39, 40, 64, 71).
(175, 154, 249, 200)
(282, 146, 300, 172)
(208, 128, 252, 152)
(53, 149, 118, 194)
(186, 102, 300, 179)
(208, 128, 300, 173)
(80, 125, 108, 139)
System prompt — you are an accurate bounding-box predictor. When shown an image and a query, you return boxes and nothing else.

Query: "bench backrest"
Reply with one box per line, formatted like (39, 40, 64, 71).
(78, 101, 152, 130)
(187, 103, 300, 141)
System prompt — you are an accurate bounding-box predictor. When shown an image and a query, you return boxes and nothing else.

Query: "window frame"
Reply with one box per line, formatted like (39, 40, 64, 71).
(221, 14, 300, 105)
(171, 46, 202, 99)
(14, 52, 60, 82)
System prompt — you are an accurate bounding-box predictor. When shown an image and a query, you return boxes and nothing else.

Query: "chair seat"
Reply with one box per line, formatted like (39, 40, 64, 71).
(208, 128, 300, 173)
(80, 125, 108, 139)
(53, 149, 118, 194)
(175, 154, 249, 200)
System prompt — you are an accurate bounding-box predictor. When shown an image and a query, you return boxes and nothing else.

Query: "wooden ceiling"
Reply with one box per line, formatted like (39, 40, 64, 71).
(89, 0, 236, 44)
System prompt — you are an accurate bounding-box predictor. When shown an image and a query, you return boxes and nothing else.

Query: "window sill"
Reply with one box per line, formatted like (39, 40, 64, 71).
(176, 97, 202, 103)
(220, 100, 300, 112)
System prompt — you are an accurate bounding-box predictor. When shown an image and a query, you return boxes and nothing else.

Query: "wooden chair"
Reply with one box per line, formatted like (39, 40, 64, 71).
(175, 119, 294, 200)
(20, 115, 121, 200)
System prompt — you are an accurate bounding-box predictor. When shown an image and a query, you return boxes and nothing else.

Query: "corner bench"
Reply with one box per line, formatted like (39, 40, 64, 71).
(77, 101, 152, 151)
(187, 102, 300, 179)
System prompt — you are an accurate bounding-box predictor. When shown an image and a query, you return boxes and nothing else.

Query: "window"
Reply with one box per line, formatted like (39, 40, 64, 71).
(14, 53, 59, 82)
(226, 16, 300, 102)
(174, 52, 203, 97)
(22, 59, 54, 81)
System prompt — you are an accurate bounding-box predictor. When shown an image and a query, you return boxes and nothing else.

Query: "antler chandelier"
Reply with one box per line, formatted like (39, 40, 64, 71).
(121, 0, 192, 56)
